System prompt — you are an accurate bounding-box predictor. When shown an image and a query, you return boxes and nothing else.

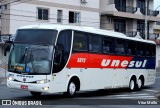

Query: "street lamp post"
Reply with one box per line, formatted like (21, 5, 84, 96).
(145, 0, 160, 40)
(145, 0, 148, 40)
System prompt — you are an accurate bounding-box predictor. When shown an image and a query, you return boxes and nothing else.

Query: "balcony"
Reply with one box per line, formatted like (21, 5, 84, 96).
(100, 1, 160, 22)
(115, 5, 137, 14)
(140, 8, 159, 16)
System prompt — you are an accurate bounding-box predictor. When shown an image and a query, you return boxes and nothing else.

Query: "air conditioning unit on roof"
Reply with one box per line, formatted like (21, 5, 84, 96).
(81, 0, 87, 3)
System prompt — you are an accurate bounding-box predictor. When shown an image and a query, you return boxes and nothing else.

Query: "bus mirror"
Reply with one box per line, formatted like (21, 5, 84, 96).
(4, 41, 14, 56)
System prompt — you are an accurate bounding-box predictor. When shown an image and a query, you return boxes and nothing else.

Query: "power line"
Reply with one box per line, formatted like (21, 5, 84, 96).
(0, 12, 154, 29)
(0, 0, 21, 7)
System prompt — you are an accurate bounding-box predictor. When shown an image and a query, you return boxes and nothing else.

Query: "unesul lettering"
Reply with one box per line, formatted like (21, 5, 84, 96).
(101, 59, 147, 68)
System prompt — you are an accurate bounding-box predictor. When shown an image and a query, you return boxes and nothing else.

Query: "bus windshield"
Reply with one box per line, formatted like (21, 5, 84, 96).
(14, 29, 57, 44)
(8, 29, 57, 75)
(8, 44, 53, 75)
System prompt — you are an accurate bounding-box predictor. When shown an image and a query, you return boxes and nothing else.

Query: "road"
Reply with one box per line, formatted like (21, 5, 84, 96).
(0, 73, 160, 108)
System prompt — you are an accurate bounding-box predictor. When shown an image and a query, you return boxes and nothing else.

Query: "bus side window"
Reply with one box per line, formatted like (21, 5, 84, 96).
(53, 30, 72, 73)
(127, 41, 136, 56)
(89, 34, 102, 53)
(146, 44, 156, 57)
(73, 31, 88, 51)
(115, 39, 126, 55)
(151, 44, 156, 57)
(137, 42, 145, 56)
(103, 37, 114, 54)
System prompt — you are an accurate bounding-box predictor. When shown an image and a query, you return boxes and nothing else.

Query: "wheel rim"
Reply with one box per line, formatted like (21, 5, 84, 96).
(130, 80, 135, 90)
(138, 79, 142, 89)
(69, 82, 76, 95)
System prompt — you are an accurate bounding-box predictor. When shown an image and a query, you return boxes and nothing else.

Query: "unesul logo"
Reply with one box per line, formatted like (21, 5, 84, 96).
(101, 59, 147, 68)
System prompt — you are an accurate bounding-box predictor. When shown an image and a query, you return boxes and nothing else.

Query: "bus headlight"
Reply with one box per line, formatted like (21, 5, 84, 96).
(8, 76, 14, 81)
(36, 80, 50, 84)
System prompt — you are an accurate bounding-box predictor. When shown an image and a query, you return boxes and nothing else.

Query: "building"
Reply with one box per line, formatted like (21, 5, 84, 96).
(0, 0, 100, 34)
(1, 0, 160, 67)
(153, 22, 160, 67)
(0, 0, 100, 65)
(100, 0, 160, 38)
(100, 0, 160, 67)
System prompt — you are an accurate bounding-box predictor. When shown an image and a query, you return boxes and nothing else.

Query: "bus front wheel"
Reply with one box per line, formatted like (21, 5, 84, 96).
(30, 91, 42, 97)
(64, 81, 76, 97)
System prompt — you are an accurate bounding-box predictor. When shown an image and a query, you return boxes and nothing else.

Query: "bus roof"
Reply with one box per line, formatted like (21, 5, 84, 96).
(19, 24, 155, 44)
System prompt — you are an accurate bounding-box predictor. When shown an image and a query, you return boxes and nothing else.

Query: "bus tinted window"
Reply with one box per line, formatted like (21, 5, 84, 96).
(53, 30, 72, 73)
(127, 41, 136, 55)
(14, 29, 57, 44)
(73, 31, 88, 51)
(137, 42, 145, 56)
(89, 34, 102, 53)
(103, 37, 114, 54)
(146, 44, 156, 57)
(115, 39, 125, 55)
(151, 44, 156, 57)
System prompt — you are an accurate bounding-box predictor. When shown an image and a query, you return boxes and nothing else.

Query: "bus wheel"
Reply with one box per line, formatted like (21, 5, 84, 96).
(64, 81, 76, 97)
(137, 78, 143, 90)
(30, 91, 42, 97)
(129, 79, 136, 91)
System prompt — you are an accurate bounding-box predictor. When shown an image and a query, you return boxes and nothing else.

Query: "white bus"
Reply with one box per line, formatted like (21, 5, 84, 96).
(5, 24, 156, 97)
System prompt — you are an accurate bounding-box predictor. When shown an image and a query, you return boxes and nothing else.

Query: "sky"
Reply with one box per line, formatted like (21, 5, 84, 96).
(154, 0, 160, 10)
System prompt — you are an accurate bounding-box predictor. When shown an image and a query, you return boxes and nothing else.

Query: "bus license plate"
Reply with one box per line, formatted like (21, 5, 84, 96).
(21, 85, 28, 89)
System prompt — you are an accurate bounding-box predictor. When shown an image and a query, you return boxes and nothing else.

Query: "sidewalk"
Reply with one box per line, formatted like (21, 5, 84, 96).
(156, 68, 160, 72)
(0, 67, 7, 84)
(155, 92, 160, 100)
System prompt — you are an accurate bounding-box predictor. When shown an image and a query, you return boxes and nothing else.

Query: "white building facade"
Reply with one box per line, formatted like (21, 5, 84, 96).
(0, 0, 100, 34)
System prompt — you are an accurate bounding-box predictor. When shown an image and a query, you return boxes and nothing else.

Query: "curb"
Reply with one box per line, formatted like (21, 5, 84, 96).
(155, 92, 160, 100)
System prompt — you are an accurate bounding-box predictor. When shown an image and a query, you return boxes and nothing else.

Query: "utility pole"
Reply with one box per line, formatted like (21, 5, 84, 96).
(145, 0, 148, 40)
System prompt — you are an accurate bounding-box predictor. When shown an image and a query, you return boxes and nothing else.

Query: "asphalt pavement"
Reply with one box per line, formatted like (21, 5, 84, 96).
(0, 67, 7, 84)
(0, 68, 160, 107)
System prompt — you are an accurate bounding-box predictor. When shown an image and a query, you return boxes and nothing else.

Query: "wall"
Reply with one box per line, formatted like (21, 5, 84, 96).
(7, 0, 100, 34)
(156, 45, 160, 67)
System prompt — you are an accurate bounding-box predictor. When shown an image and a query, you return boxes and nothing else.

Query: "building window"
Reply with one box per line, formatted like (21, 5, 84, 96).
(137, 0, 145, 9)
(37, 8, 49, 20)
(4, 4, 7, 9)
(114, 19, 126, 34)
(57, 10, 62, 23)
(69, 11, 80, 23)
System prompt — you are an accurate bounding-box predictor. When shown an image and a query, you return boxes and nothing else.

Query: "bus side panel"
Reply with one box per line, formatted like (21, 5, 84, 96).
(49, 68, 68, 93)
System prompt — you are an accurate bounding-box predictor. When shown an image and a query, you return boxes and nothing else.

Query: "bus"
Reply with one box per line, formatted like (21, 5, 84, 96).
(5, 24, 156, 97)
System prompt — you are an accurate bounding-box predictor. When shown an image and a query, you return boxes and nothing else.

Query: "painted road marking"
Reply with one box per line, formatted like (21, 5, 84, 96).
(143, 89, 159, 93)
(114, 93, 149, 97)
(116, 96, 156, 99)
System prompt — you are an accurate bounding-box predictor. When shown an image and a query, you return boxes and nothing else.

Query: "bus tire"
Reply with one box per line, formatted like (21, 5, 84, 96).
(30, 91, 42, 97)
(129, 78, 136, 91)
(64, 81, 76, 97)
(136, 77, 144, 90)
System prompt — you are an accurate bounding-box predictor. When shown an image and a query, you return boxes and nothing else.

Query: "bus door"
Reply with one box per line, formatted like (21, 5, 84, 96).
(52, 30, 72, 92)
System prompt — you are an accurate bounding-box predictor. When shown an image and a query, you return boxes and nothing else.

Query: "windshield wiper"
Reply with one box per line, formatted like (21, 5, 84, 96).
(19, 47, 28, 63)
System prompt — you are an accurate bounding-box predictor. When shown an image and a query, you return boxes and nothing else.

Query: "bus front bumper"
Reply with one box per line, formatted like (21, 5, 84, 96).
(7, 80, 51, 93)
